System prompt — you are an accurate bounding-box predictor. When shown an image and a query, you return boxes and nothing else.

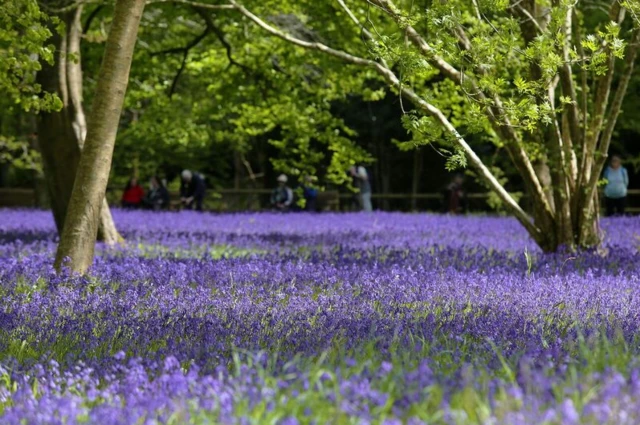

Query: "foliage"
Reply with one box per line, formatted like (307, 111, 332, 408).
(0, 135, 41, 172)
(227, 0, 640, 249)
(76, 3, 375, 188)
(0, 0, 61, 112)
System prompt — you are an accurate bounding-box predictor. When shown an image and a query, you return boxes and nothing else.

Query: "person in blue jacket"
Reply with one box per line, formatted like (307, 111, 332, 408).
(603, 155, 629, 216)
(302, 175, 318, 212)
(180, 170, 206, 211)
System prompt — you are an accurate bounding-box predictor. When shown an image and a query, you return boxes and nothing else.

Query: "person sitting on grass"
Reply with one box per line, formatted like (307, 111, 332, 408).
(270, 174, 293, 212)
(143, 176, 170, 211)
(180, 170, 206, 211)
(121, 177, 144, 209)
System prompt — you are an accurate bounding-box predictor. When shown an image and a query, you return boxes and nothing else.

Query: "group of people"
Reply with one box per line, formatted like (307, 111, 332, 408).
(270, 174, 319, 212)
(121, 176, 170, 210)
(120, 169, 206, 211)
(440, 155, 630, 216)
(441, 155, 631, 216)
(269, 165, 372, 212)
(121, 156, 630, 215)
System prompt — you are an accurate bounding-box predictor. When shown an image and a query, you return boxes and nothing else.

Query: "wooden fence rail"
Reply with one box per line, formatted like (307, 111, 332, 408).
(2, 187, 640, 213)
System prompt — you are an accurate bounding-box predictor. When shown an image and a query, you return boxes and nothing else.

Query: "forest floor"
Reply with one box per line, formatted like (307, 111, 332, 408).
(0, 209, 639, 424)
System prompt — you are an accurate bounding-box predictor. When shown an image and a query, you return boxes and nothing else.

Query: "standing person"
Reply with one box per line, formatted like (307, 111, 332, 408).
(350, 165, 372, 212)
(604, 155, 629, 216)
(302, 175, 318, 212)
(443, 174, 467, 214)
(180, 169, 206, 211)
(143, 175, 170, 211)
(270, 174, 294, 211)
(121, 177, 144, 209)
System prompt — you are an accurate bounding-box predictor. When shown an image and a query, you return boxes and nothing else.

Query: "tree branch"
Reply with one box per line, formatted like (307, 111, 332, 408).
(146, 0, 235, 9)
(193, 7, 252, 72)
(364, 0, 555, 226)
(578, 27, 639, 239)
(513, 3, 545, 34)
(556, 3, 580, 154)
(231, 0, 545, 243)
(471, 0, 482, 21)
(572, 9, 589, 149)
(82, 5, 104, 34)
(67, 5, 87, 143)
(40, 0, 101, 14)
(599, 28, 640, 157)
(151, 25, 209, 56)
(151, 27, 210, 97)
(581, 1, 626, 179)
(42, 0, 232, 14)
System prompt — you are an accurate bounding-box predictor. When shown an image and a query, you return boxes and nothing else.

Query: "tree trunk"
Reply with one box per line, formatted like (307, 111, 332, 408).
(54, 0, 146, 273)
(411, 149, 422, 211)
(577, 193, 601, 247)
(233, 150, 242, 190)
(36, 5, 121, 244)
(533, 158, 554, 213)
(27, 125, 49, 208)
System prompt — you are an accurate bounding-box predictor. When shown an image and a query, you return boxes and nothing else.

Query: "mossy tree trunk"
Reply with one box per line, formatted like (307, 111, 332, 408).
(36, 4, 121, 244)
(54, 0, 146, 273)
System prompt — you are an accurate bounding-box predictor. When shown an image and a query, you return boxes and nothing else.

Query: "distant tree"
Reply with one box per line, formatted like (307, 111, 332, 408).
(55, 0, 146, 273)
(230, 0, 640, 251)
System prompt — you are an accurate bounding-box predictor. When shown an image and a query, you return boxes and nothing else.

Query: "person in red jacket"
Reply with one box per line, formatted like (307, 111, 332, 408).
(121, 177, 145, 209)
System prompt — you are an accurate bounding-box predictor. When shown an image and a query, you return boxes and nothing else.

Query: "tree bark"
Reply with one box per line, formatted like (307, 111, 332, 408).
(533, 159, 554, 213)
(36, 5, 121, 244)
(27, 123, 49, 208)
(54, 0, 145, 273)
(233, 150, 242, 190)
(411, 149, 422, 211)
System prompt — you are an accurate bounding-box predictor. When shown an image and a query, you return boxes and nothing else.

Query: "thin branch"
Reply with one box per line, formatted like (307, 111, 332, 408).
(335, 0, 402, 106)
(44, 0, 235, 13)
(597, 28, 640, 166)
(241, 153, 258, 186)
(168, 51, 190, 97)
(152, 27, 209, 97)
(146, 0, 235, 9)
(151, 26, 209, 56)
(471, 0, 482, 20)
(40, 0, 102, 14)
(513, 4, 545, 34)
(337, 0, 374, 39)
(83, 5, 104, 34)
(556, 2, 580, 156)
(580, 1, 626, 180)
(231, 0, 544, 242)
(193, 7, 252, 72)
(572, 9, 589, 147)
